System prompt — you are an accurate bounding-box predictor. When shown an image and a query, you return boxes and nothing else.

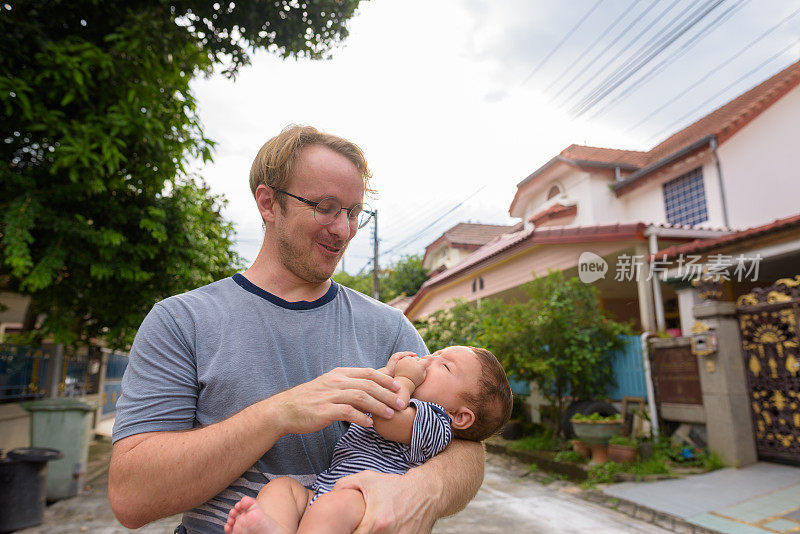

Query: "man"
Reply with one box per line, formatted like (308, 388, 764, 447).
(109, 125, 484, 533)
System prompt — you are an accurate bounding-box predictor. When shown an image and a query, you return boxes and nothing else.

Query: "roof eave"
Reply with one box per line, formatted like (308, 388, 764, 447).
(613, 135, 716, 195)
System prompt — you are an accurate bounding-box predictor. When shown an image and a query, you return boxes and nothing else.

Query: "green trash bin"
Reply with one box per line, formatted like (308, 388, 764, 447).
(21, 398, 96, 501)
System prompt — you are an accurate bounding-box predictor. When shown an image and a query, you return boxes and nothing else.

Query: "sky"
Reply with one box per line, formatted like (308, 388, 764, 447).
(190, 0, 800, 274)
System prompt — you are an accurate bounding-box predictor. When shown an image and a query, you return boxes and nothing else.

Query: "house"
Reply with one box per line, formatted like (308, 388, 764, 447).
(406, 58, 800, 335)
(421, 222, 519, 275)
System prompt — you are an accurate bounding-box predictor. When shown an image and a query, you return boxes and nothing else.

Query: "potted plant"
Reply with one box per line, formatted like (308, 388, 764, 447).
(571, 439, 591, 458)
(608, 435, 638, 464)
(570, 413, 622, 464)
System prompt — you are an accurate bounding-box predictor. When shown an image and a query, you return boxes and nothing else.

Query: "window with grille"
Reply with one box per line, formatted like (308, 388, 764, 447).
(663, 168, 708, 226)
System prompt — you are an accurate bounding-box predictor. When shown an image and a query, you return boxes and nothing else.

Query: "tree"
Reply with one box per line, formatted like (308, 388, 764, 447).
(384, 255, 429, 299)
(417, 271, 632, 434)
(0, 0, 363, 347)
(333, 255, 429, 303)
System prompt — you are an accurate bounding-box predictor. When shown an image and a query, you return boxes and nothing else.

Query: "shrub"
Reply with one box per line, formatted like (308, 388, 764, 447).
(416, 271, 632, 436)
(508, 429, 561, 451)
(555, 450, 589, 464)
(608, 435, 637, 447)
(571, 412, 621, 422)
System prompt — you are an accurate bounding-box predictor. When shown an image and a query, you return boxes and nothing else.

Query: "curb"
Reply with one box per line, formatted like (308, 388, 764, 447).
(580, 489, 722, 534)
(486, 439, 723, 534)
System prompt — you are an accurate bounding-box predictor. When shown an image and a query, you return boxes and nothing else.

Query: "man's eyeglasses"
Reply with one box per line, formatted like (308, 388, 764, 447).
(273, 188, 374, 229)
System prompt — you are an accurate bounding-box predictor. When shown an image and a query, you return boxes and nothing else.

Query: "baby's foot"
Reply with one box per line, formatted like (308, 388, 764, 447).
(225, 496, 283, 534)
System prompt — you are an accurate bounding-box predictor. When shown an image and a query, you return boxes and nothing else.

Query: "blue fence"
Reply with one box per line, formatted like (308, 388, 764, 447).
(0, 344, 52, 400)
(102, 351, 129, 415)
(606, 335, 648, 401)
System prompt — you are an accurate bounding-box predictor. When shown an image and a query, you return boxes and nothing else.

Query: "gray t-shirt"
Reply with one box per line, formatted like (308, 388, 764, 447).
(113, 274, 428, 533)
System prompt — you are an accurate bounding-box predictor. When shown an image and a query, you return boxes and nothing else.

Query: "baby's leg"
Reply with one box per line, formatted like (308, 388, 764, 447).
(297, 488, 366, 534)
(224, 477, 312, 534)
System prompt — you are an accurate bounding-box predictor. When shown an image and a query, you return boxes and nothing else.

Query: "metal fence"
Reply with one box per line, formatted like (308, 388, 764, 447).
(0, 343, 101, 402)
(102, 351, 129, 416)
(606, 335, 648, 401)
(0, 344, 52, 401)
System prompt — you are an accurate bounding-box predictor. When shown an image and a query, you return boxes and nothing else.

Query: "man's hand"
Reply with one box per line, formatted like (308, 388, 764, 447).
(270, 367, 406, 433)
(333, 471, 438, 534)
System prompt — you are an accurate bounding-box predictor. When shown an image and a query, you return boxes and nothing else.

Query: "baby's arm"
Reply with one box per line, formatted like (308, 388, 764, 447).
(371, 357, 428, 444)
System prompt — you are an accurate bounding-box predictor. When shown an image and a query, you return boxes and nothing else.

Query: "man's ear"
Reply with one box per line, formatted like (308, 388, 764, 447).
(255, 184, 279, 224)
(449, 406, 475, 431)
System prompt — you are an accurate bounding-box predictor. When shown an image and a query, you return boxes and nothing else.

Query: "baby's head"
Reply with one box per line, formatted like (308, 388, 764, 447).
(413, 346, 512, 442)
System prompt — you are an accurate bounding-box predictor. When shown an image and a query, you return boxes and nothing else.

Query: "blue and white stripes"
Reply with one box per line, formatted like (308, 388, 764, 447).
(312, 399, 453, 497)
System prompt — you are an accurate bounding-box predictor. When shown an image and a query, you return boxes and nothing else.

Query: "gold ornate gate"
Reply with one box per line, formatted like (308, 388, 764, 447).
(737, 276, 800, 465)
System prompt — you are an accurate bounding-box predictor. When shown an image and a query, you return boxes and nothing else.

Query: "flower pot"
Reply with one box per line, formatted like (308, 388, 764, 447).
(571, 440, 590, 458)
(570, 420, 622, 445)
(608, 444, 637, 464)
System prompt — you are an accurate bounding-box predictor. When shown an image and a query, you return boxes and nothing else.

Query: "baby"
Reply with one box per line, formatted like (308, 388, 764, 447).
(224, 346, 512, 534)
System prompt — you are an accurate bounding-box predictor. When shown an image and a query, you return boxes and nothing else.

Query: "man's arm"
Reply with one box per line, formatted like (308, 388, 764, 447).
(109, 366, 406, 528)
(334, 438, 484, 533)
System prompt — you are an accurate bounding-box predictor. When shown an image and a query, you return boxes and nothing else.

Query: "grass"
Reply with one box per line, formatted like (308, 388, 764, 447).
(508, 431, 561, 452)
(554, 450, 589, 464)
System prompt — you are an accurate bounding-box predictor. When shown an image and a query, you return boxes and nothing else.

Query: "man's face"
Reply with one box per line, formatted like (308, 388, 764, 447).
(273, 144, 364, 284)
(413, 346, 482, 414)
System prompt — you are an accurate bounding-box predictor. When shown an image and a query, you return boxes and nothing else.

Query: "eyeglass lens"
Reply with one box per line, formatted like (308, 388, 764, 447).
(314, 197, 372, 229)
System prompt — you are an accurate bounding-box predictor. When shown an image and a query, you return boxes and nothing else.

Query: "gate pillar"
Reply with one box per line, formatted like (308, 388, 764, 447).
(693, 300, 758, 467)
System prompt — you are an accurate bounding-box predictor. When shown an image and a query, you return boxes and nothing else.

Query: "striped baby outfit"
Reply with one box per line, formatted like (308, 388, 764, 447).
(311, 399, 453, 498)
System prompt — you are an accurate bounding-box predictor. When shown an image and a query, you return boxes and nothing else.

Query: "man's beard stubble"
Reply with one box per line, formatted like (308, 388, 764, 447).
(276, 228, 346, 285)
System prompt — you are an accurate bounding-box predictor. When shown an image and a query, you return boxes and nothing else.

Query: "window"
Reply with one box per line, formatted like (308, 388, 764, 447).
(663, 168, 708, 226)
(546, 185, 561, 200)
(471, 277, 484, 293)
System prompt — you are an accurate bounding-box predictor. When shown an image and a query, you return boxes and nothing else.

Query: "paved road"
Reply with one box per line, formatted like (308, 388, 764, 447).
(434, 454, 671, 534)
(17, 451, 668, 533)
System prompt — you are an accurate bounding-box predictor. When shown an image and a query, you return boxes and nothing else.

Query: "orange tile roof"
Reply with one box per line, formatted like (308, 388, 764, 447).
(651, 212, 800, 262)
(528, 202, 577, 225)
(560, 144, 649, 167)
(516, 59, 800, 199)
(647, 58, 800, 163)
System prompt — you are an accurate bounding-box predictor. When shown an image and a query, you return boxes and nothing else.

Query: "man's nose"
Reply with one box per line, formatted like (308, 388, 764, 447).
(327, 210, 353, 239)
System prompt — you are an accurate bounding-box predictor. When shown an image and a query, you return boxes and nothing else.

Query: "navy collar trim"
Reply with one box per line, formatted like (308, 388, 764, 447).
(232, 273, 339, 310)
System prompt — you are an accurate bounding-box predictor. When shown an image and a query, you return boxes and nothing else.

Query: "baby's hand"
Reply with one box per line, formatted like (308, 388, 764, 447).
(394, 356, 429, 387)
(385, 351, 416, 377)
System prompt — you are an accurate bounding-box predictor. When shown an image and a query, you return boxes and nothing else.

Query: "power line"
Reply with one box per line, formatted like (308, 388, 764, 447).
(522, 0, 605, 85)
(382, 210, 471, 263)
(380, 185, 487, 258)
(645, 37, 800, 146)
(543, 0, 640, 95)
(556, 0, 679, 108)
(588, 0, 749, 119)
(573, 0, 727, 117)
(377, 194, 470, 244)
(626, 3, 800, 134)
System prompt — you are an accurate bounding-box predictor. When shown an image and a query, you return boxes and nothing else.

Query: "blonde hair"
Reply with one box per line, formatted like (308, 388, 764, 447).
(249, 125, 375, 208)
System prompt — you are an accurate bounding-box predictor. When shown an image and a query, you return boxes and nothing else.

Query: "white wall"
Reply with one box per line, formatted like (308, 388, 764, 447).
(619, 158, 729, 228)
(0, 292, 30, 324)
(520, 168, 630, 228)
(423, 244, 475, 271)
(718, 85, 800, 229)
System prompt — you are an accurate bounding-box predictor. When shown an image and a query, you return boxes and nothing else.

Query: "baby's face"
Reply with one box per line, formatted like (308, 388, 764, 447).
(412, 346, 481, 414)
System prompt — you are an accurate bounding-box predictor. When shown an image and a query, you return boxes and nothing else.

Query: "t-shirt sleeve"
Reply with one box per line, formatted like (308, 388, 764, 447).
(112, 302, 199, 443)
(390, 313, 429, 357)
(407, 399, 453, 463)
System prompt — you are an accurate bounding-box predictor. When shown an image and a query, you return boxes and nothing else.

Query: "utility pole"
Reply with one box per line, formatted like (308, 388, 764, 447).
(372, 210, 379, 300)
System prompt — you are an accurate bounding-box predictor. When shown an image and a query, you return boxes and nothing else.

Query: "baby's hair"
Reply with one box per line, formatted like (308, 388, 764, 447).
(454, 347, 512, 442)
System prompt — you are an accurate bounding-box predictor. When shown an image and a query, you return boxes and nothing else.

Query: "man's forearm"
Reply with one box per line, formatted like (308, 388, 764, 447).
(109, 396, 285, 528)
(407, 438, 485, 518)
